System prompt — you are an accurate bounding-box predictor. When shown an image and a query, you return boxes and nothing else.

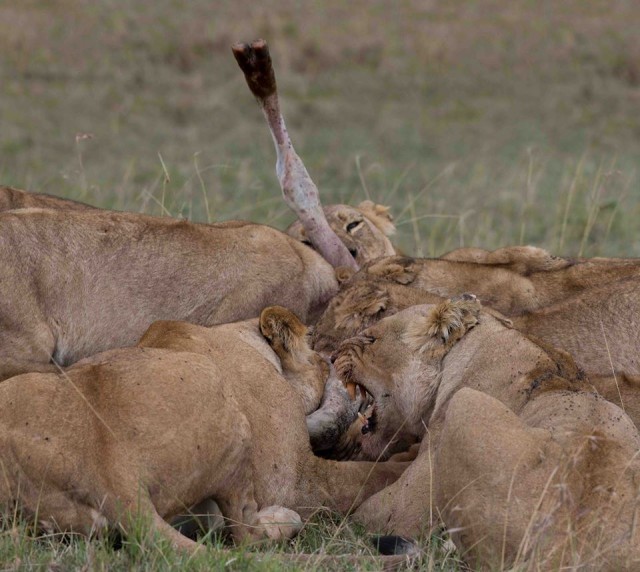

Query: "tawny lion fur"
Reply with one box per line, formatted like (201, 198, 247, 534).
(0, 186, 98, 212)
(0, 186, 396, 266)
(333, 299, 640, 570)
(364, 249, 640, 315)
(313, 248, 640, 377)
(0, 208, 340, 380)
(0, 307, 405, 551)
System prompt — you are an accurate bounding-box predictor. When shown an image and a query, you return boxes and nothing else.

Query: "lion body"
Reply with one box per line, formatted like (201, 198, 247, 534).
(334, 301, 640, 570)
(0, 208, 337, 379)
(0, 187, 396, 266)
(315, 250, 640, 376)
(0, 311, 404, 549)
(365, 251, 640, 314)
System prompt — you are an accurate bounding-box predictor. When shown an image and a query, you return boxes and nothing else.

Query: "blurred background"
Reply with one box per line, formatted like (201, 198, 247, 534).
(1, 0, 639, 256)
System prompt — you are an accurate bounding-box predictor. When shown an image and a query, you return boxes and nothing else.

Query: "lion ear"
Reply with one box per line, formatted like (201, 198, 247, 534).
(363, 290, 388, 316)
(366, 257, 416, 285)
(335, 266, 355, 285)
(260, 306, 310, 362)
(404, 295, 481, 352)
(358, 200, 396, 236)
(334, 288, 389, 331)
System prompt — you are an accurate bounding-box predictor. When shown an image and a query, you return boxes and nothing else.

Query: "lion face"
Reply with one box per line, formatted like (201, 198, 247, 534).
(333, 297, 481, 458)
(312, 278, 442, 355)
(286, 202, 396, 265)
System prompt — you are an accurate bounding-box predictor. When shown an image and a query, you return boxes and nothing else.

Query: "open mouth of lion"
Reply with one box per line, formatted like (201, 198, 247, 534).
(332, 348, 378, 433)
(358, 404, 377, 435)
(344, 378, 374, 403)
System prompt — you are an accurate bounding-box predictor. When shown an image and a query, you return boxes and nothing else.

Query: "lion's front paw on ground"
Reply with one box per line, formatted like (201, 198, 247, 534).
(255, 506, 302, 541)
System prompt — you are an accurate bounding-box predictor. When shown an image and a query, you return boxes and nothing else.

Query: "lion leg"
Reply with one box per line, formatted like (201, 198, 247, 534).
(352, 437, 436, 537)
(147, 510, 202, 552)
(92, 484, 201, 553)
(294, 456, 409, 519)
(215, 491, 261, 543)
(434, 387, 558, 570)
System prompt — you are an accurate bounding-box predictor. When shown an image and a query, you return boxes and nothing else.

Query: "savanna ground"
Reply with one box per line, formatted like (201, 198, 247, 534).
(0, 0, 639, 569)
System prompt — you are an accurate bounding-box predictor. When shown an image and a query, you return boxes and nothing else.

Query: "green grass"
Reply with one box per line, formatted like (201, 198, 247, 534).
(1, 1, 639, 258)
(0, 511, 464, 571)
(1, 1, 640, 569)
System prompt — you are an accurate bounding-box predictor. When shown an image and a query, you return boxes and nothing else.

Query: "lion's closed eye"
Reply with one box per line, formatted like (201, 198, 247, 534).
(346, 220, 364, 233)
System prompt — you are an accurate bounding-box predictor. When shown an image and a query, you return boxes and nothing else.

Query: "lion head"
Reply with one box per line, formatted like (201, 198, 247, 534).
(286, 201, 396, 265)
(332, 296, 482, 459)
(312, 276, 442, 355)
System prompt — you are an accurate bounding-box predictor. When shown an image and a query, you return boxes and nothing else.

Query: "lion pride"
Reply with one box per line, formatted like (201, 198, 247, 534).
(333, 298, 640, 570)
(313, 249, 640, 377)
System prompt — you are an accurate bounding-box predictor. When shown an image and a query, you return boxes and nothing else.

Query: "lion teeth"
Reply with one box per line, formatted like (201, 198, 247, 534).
(358, 412, 367, 425)
(345, 381, 372, 402)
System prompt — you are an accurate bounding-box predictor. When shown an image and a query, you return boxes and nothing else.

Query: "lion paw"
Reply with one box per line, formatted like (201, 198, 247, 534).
(255, 506, 302, 541)
(365, 257, 416, 285)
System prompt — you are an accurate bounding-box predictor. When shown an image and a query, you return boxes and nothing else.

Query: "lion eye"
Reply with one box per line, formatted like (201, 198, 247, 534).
(346, 220, 363, 233)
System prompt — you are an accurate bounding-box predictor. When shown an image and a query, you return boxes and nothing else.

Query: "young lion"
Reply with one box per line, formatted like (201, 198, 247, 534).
(286, 201, 397, 265)
(333, 298, 640, 570)
(0, 307, 405, 551)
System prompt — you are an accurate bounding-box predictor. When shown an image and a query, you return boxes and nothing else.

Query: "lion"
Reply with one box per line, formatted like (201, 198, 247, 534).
(332, 298, 640, 570)
(510, 276, 640, 376)
(442, 244, 635, 270)
(0, 186, 397, 266)
(0, 306, 405, 551)
(363, 250, 640, 315)
(312, 252, 640, 377)
(440, 244, 573, 271)
(0, 208, 338, 380)
(310, 270, 640, 462)
(311, 277, 442, 356)
(286, 201, 397, 265)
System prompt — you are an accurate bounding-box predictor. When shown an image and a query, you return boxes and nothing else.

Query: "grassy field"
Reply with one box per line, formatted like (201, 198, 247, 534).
(1, 0, 640, 569)
(1, 1, 639, 258)
(0, 513, 465, 571)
